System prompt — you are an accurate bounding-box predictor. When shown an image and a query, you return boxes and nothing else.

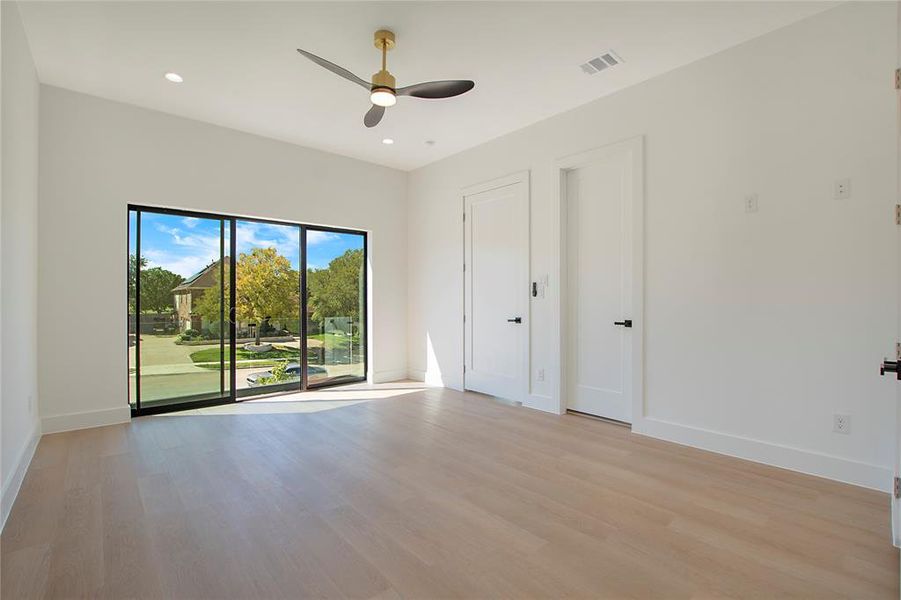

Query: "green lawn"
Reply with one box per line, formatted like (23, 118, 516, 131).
(307, 332, 360, 349)
(189, 345, 300, 370)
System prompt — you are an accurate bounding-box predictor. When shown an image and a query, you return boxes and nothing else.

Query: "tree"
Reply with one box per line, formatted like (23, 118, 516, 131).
(128, 254, 147, 314)
(196, 249, 299, 344)
(140, 267, 183, 314)
(307, 248, 363, 324)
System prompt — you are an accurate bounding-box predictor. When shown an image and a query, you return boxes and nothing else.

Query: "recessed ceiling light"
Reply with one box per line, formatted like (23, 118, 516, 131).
(164, 72, 184, 83)
(382, 138, 394, 145)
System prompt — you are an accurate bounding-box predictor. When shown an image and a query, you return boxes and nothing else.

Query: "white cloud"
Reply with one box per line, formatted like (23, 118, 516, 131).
(155, 224, 221, 254)
(235, 221, 299, 264)
(142, 249, 215, 278)
(307, 230, 339, 246)
(142, 219, 308, 277)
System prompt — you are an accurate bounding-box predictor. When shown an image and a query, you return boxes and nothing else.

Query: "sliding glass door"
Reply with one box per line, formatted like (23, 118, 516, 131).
(128, 208, 232, 412)
(128, 206, 367, 415)
(234, 219, 302, 398)
(305, 227, 366, 387)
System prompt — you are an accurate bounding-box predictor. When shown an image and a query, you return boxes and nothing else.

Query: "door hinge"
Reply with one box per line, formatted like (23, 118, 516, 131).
(895, 68, 901, 90)
(894, 476, 901, 499)
(896, 205, 901, 225)
(896, 342, 900, 361)
(463, 263, 466, 272)
(463, 212, 466, 222)
(463, 365, 466, 373)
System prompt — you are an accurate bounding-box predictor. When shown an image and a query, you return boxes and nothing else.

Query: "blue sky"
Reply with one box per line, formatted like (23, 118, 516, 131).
(131, 212, 362, 278)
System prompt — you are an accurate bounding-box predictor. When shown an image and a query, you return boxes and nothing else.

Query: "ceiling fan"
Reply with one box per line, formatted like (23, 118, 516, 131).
(296, 29, 475, 128)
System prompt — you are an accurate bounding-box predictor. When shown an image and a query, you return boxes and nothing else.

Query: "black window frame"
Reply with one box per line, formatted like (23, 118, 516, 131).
(127, 204, 369, 416)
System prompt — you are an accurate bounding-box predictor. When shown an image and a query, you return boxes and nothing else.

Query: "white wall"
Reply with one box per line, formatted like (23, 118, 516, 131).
(407, 2, 898, 490)
(1, 1, 41, 526)
(38, 86, 408, 430)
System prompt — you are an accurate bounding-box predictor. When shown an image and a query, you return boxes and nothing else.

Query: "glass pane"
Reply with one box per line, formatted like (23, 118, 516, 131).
(306, 229, 366, 386)
(222, 220, 232, 397)
(135, 211, 229, 409)
(128, 210, 138, 408)
(234, 220, 302, 397)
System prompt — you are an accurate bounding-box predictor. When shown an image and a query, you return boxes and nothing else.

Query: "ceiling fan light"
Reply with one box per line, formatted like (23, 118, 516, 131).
(370, 88, 396, 107)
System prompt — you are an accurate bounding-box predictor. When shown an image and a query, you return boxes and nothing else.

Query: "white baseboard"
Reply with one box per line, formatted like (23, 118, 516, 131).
(633, 417, 892, 493)
(372, 369, 410, 384)
(407, 369, 454, 388)
(525, 393, 558, 414)
(1, 425, 41, 531)
(42, 405, 131, 434)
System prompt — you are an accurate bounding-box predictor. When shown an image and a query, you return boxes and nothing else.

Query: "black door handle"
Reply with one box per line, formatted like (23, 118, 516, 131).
(614, 320, 632, 328)
(880, 360, 900, 380)
(507, 317, 522, 324)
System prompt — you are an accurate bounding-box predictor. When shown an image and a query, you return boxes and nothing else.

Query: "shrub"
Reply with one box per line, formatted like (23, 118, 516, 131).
(175, 328, 201, 343)
(258, 361, 294, 385)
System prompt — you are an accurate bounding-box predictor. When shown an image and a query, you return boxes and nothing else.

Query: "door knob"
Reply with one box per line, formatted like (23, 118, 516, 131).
(614, 320, 633, 328)
(880, 360, 900, 380)
(507, 317, 522, 324)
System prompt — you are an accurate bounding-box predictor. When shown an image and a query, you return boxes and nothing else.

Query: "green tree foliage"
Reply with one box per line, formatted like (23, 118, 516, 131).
(128, 254, 147, 314)
(258, 361, 294, 385)
(307, 248, 363, 323)
(195, 249, 299, 344)
(139, 267, 184, 314)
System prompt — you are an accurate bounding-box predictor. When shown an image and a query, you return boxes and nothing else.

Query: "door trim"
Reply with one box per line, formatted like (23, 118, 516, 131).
(553, 136, 645, 420)
(461, 171, 531, 403)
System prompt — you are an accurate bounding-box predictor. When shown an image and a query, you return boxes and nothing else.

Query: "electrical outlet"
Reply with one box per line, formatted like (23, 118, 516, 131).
(744, 194, 759, 213)
(833, 414, 851, 434)
(834, 178, 851, 200)
(537, 368, 545, 382)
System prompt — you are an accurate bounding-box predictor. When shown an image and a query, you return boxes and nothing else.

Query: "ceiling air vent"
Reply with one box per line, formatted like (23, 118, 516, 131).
(580, 50, 623, 75)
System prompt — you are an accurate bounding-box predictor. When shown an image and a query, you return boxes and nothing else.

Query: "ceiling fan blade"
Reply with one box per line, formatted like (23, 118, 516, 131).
(396, 80, 475, 99)
(364, 104, 385, 128)
(296, 48, 370, 90)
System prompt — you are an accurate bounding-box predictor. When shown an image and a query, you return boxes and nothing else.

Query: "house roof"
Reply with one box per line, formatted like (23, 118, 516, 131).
(172, 257, 228, 292)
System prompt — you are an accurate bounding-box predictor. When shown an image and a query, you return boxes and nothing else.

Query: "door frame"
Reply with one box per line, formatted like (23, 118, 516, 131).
(462, 170, 531, 404)
(127, 204, 369, 416)
(893, 0, 901, 547)
(553, 136, 645, 420)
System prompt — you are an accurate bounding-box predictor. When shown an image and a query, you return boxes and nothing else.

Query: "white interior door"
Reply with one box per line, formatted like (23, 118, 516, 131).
(464, 175, 529, 403)
(564, 148, 635, 423)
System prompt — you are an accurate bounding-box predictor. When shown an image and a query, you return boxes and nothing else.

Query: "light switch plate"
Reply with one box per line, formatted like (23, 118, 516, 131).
(744, 194, 759, 213)
(834, 178, 851, 200)
(833, 414, 851, 434)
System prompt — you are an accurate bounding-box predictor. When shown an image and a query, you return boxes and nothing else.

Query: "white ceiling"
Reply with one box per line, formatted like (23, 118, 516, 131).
(18, 1, 834, 171)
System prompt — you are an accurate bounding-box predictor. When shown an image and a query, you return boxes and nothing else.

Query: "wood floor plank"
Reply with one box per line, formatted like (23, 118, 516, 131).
(2, 385, 898, 599)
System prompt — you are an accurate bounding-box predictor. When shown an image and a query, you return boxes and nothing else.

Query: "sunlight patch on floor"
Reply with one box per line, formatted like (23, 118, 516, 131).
(152, 384, 427, 416)
(249, 387, 425, 403)
(187, 399, 373, 415)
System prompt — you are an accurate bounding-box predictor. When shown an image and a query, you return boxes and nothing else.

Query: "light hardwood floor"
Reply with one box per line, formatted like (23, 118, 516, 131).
(2, 384, 898, 598)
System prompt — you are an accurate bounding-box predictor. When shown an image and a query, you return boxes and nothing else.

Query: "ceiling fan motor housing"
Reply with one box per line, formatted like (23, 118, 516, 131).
(371, 69, 396, 92)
